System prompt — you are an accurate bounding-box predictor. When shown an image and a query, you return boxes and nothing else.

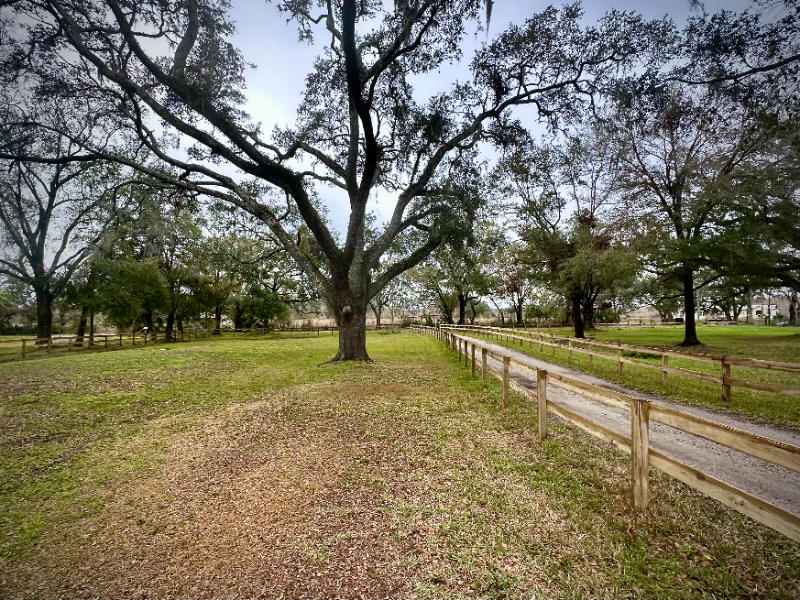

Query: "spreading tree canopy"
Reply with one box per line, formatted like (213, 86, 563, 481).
(0, 0, 669, 359)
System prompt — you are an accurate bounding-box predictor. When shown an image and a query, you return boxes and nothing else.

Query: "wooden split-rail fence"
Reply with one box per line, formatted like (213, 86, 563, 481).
(0, 329, 211, 359)
(0, 326, 344, 362)
(444, 324, 800, 402)
(415, 325, 800, 542)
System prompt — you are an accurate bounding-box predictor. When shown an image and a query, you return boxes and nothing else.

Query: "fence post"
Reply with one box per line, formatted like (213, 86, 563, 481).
(661, 354, 668, 385)
(120, 333, 123, 346)
(588, 346, 593, 367)
(539, 334, 543, 351)
(471, 344, 476, 377)
(537, 369, 548, 440)
(132, 332, 136, 346)
(502, 356, 510, 408)
(458, 338, 462, 362)
(21, 339, 26, 359)
(618, 346, 623, 374)
(631, 398, 650, 511)
(464, 339, 468, 367)
(568, 339, 572, 359)
(722, 356, 731, 402)
(47, 338, 51, 353)
(482, 348, 488, 388)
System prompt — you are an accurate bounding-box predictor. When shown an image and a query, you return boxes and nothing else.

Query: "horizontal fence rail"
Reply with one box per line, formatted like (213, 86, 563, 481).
(0, 326, 346, 362)
(415, 325, 800, 543)
(441, 324, 800, 402)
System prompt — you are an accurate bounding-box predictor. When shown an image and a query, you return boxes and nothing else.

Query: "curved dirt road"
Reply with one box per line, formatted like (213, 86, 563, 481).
(455, 333, 800, 518)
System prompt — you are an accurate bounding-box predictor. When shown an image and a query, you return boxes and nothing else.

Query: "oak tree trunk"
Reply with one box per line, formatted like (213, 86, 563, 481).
(370, 301, 382, 327)
(214, 304, 223, 334)
(681, 271, 700, 346)
(571, 293, 585, 339)
(458, 293, 467, 325)
(166, 309, 176, 342)
(145, 310, 155, 340)
(331, 292, 370, 361)
(76, 305, 88, 347)
(34, 287, 54, 344)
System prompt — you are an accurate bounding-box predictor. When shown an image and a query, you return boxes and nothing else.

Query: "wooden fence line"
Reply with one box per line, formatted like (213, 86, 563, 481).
(0, 326, 341, 361)
(417, 325, 800, 543)
(442, 324, 800, 402)
(494, 319, 779, 329)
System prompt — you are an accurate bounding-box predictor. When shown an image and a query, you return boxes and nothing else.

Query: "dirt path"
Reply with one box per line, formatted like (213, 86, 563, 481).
(458, 334, 800, 517)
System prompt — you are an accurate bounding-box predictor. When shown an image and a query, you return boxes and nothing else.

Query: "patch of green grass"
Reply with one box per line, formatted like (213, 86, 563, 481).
(592, 324, 800, 364)
(1, 332, 798, 598)
(470, 326, 800, 426)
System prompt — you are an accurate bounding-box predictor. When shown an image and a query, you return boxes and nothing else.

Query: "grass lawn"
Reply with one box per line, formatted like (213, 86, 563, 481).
(591, 325, 800, 364)
(469, 325, 800, 426)
(1, 332, 798, 598)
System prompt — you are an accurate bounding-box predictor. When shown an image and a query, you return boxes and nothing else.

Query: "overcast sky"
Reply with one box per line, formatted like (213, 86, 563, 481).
(226, 0, 752, 235)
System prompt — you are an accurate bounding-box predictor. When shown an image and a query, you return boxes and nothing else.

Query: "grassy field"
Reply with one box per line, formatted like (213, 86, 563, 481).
(1, 332, 798, 598)
(467, 325, 800, 426)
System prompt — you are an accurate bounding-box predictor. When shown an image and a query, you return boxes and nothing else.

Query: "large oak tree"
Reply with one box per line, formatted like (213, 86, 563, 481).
(1, 0, 666, 359)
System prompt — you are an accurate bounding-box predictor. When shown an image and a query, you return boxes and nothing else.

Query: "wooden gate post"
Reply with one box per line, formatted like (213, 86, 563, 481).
(482, 348, 488, 388)
(537, 369, 548, 440)
(618, 346, 623, 374)
(568, 339, 572, 359)
(471, 344, 476, 377)
(502, 356, 510, 408)
(722, 356, 731, 402)
(21, 339, 26, 359)
(464, 339, 468, 367)
(631, 398, 650, 511)
(661, 354, 668, 385)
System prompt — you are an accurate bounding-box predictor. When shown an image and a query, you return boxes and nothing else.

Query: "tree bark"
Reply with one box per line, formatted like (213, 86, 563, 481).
(145, 310, 155, 340)
(330, 291, 370, 361)
(370, 301, 382, 327)
(234, 303, 244, 329)
(34, 287, 54, 343)
(571, 293, 585, 339)
(75, 305, 88, 347)
(458, 293, 467, 325)
(746, 288, 755, 324)
(166, 309, 176, 342)
(514, 299, 524, 325)
(213, 303, 223, 334)
(681, 271, 701, 346)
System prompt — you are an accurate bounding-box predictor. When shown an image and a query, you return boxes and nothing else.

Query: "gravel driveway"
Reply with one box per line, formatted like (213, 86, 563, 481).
(455, 333, 800, 518)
